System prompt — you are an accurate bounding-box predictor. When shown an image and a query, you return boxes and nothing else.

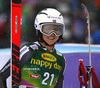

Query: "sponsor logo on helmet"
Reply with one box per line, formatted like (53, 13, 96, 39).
(53, 20, 56, 23)
(30, 74, 40, 79)
(41, 53, 56, 62)
(48, 16, 61, 19)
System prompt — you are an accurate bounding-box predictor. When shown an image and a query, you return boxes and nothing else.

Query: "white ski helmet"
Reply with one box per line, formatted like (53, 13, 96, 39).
(34, 8, 65, 34)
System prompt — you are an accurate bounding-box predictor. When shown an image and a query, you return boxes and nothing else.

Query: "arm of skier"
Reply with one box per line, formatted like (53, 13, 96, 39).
(0, 59, 10, 88)
(54, 57, 66, 88)
(20, 45, 33, 68)
(12, 45, 33, 88)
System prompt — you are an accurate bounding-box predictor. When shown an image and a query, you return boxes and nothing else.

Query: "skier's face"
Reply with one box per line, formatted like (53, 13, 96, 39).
(42, 33, 59, 45)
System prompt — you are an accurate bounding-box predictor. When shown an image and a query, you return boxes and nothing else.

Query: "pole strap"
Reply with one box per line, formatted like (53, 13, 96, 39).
(91, 67, 100, 88)
(78, 59, 88, 86)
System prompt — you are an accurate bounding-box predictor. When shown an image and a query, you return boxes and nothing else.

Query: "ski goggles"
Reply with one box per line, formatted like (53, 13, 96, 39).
(40, 24, 63, 36)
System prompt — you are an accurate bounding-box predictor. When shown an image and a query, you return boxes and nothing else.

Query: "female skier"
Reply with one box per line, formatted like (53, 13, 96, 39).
(19, 8, 66, 88)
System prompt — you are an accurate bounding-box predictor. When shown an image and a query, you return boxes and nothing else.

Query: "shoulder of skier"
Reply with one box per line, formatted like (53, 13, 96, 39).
(55, 49, 66, 69)
(56, 50, 66, 61)
(56, 50, 63, 56)
(20, 42, 39, 60)
(20, 42, 39, 68)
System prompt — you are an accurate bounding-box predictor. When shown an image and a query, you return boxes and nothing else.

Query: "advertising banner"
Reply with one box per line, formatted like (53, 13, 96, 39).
(55, 44, 100, 88)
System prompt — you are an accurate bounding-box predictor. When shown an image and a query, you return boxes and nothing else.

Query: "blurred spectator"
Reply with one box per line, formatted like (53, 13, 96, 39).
(70, 16, 86, 43)
(0, 0, 10, 48)
(92, 29, 100, 44)
(0, 14, 7, 40)
(94, 0, 100, 10)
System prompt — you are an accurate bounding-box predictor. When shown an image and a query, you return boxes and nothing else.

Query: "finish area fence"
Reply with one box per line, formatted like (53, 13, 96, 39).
(55, 43, 100, 88)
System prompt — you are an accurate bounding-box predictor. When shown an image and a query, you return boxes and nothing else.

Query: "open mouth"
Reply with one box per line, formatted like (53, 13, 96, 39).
(48, 37, 55, 40)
